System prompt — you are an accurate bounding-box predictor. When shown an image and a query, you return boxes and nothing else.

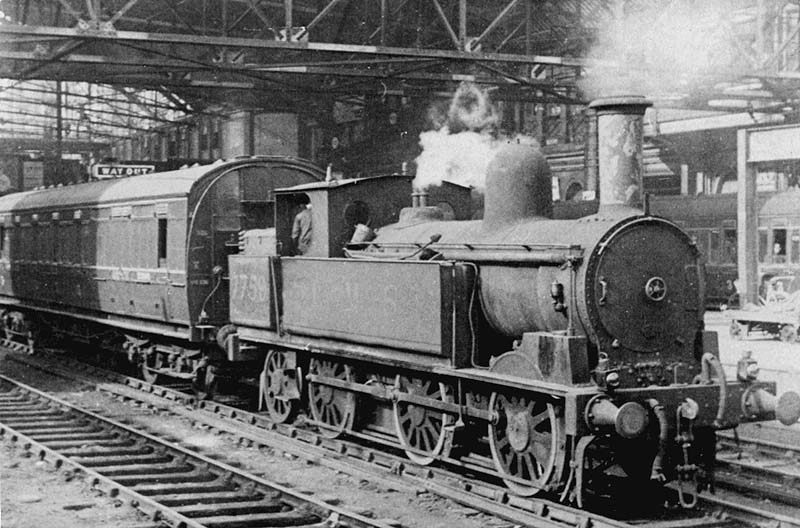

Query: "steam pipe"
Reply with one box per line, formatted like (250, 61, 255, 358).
(347, 247, 579, 264)
(647, 399, 668, 482)
(700, 352, 727, 428)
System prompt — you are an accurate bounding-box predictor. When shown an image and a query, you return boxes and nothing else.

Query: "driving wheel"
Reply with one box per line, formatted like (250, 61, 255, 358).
(261, 350, 299, 423)
(393, 375, 454, 465)
(488, 391, 562, 496)
(308, 358, 356, 438)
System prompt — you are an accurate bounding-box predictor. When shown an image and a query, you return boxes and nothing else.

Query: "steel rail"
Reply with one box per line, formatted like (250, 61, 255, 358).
(713, 431, 800, 507)
(5, 346, 785, 528)
(0, 372, 393, 528)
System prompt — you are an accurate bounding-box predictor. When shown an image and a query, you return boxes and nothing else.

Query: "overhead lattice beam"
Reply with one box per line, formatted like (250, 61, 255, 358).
(0, 23, 588, 66)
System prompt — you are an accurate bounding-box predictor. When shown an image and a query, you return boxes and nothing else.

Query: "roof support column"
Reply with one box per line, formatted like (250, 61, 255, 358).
(380, 0, 387, 45)
(459, 0, 467, 50)
(525, 0, 532, 54)
(55, 80, 64, 183)
(285, 0, 293, 37)
(737, 128, 759, 306)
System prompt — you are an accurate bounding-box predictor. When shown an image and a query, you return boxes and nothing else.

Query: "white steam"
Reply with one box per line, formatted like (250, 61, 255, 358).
(581, 3, 744, 99)
(414, 82, 540, 190)
(415, 130, 498, 189)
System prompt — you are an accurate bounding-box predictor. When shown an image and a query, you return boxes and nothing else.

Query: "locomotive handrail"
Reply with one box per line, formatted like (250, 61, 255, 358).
(363, 241, 582, 251)
(347, 242, 584, 264)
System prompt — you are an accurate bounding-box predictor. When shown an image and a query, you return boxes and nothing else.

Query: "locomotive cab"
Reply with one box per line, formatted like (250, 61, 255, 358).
(273, 175, 414, 258)
(185, 159, 324, 335)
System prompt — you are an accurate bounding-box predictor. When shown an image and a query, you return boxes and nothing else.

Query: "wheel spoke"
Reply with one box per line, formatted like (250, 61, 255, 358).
(308, 358, 355, 438)
(489, 391, 563, 497)
(530, 409, 549, 428)
(517, 452, 527, 476)
(495, 433, 510, 451)
(393, 378, 453, 466)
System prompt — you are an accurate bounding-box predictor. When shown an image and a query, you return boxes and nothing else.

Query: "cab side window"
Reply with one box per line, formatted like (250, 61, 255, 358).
(158, 218, 167, 268)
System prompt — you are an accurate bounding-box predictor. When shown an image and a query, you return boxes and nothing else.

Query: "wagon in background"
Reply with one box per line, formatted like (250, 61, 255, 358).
(727, 275, 800, 342)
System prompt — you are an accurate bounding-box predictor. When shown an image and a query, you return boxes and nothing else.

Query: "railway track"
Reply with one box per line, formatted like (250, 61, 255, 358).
(0, 373, 393, 528)
(715, 430, 800, 507)
(3, 344, 800, 528)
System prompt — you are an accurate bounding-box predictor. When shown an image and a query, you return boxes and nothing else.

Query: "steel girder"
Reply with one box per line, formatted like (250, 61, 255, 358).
(0, 0, 591, 105)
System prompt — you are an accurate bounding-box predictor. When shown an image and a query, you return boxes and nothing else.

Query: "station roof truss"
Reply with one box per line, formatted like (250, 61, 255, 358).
(0, 0, 799, 144)
(0, 79, 191, 146)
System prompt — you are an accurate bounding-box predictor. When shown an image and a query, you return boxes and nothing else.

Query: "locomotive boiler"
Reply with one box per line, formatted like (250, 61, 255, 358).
(365, 98, 705, 391)
(225, 97, 800, 508)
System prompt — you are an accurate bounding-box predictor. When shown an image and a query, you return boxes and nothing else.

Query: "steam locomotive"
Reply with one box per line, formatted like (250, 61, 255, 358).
(223, 97, 800, 507)
(0, 98, 798, 509)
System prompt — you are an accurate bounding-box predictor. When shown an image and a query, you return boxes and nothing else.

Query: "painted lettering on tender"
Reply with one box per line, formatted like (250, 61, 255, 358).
(230, 269, 269, 306)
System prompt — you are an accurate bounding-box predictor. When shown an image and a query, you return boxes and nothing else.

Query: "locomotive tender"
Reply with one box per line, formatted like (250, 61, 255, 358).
(226, 97, 800, 507)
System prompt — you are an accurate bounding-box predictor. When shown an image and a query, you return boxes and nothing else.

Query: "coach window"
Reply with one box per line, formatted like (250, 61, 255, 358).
(0, 225, 5, 258)
(157, 218, 167, 267)
(57, 218, 70, 264)
(791, 230, 800, 264)
(240, 168, 273, 229)
(773, 228, 788, 264)
(80, 219, 93, 265)
(709, 229, 720, 264)
(722, 228, 737, 264)
(692, 230, 710, 262)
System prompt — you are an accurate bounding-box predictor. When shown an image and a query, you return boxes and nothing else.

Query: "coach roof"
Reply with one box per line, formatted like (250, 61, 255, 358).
(0, 157, 324, 213)
(761, 188, 800, 218)
(0, 161, 220, 213)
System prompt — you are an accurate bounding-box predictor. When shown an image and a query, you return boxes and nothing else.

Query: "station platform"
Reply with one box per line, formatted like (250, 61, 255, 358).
(707, 310, 800, 396)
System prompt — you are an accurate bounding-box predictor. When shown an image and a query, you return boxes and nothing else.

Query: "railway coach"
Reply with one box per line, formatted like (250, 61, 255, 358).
(0, 157, 324, 393)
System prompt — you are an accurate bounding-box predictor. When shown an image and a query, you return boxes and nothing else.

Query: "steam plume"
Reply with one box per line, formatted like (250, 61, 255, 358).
(581, 3, 746, 100)
(414, 82, 541, 190)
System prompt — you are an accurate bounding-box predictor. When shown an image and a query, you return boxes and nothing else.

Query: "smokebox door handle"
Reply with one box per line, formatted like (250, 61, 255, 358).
(598, 277, 608, 306)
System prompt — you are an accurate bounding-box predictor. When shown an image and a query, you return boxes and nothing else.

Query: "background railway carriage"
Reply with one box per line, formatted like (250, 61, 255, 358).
(758, 189, 800, 285)
(554, 190, 800, 309)
(0, 157, 324, 387)
(658, 190, 800, 307)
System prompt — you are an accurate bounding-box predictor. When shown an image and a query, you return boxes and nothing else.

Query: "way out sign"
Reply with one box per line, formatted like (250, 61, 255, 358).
(93, 164, 155, 179)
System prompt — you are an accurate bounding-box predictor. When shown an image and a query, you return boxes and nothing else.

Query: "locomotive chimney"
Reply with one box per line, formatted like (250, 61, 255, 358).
(482, 138, 552, 230)
(411, 189, 429, 208)
(588, 96, 652, 214)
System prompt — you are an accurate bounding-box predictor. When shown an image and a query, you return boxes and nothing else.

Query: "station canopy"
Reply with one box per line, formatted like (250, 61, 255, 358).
(0, 0, 799, 144)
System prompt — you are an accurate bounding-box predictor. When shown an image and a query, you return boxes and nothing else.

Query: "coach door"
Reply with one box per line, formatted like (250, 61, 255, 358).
(207, 170, 246, 325)
(187, 168, 243, 330)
